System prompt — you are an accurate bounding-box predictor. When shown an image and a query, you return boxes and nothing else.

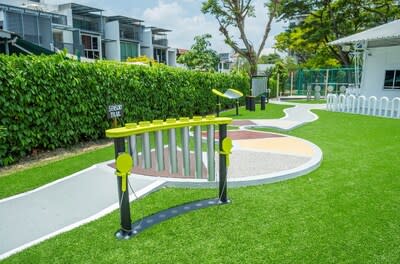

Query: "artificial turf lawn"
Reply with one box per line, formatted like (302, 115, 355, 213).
(2, 110, 400, 263)
(289, 99, 326, 104)
(220, 103, 292, 119)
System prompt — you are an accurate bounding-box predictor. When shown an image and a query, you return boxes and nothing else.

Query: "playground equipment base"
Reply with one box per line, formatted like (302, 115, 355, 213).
(114, 198, 230, 240)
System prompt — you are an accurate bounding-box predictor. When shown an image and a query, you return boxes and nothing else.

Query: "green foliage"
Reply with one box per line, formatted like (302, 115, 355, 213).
(0, 55, 249, 165)
(258, 53, 281, 64)
(268, 57, 299, 96)
(177, 34, 219, 71)
(275, 0, 400, 67)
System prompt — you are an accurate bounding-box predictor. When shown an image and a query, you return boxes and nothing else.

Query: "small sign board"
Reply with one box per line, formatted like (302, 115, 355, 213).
(107, 104, 123, 119)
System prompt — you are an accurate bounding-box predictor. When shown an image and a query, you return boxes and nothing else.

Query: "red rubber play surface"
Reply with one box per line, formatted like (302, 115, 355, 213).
(232, 120, 257, 126)
(202, 130, 284, 140)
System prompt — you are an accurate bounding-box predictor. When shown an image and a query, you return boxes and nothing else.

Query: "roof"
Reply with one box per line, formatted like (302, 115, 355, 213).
(59, 3, 103, 15)
(329, 19, 400, 48)
(150, 27, 171, 34)
(107, 16, 143, 25)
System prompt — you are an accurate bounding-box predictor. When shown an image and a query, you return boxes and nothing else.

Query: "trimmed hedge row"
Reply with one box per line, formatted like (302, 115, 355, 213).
(0, 55, 249, 165)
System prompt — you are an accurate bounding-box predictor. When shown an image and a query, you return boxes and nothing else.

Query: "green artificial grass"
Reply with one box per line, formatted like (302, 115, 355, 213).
(289, 99, 326, 104)
(2, 111, 400, 263)
(0, 146, 114, 199)
(220, 103, 292, 119)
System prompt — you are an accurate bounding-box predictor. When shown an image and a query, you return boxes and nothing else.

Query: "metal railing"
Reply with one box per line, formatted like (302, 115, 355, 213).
(152, 37, 168, 46)
(326, 93, 400, 118)
(73, 18, 100, 32)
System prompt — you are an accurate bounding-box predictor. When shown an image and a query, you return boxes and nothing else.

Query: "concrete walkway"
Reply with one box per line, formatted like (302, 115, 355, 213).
(0, 164, 165, 260)
(250, 101, 326, 130)
(0, 102, 325, 260)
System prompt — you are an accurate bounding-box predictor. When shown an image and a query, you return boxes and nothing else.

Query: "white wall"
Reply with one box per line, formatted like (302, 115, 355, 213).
(140, 29, 153, 59)
(142, 29, 152, 48)
(57, 7, 73, 27)
(104, 20, 120, 61)
(362, 45, 400, 99)
(167, 49, 176, 67)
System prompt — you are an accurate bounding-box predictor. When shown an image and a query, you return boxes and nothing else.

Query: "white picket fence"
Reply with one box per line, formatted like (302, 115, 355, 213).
(326, 93, 400, 119)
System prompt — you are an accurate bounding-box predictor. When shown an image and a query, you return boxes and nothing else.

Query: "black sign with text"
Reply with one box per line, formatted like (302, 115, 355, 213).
(107, 104, 123, 119)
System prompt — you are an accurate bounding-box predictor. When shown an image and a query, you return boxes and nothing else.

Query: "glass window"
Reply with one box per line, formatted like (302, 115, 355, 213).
(120, 42, 138, 61)
(395, 71, 400, 89)
(384, 70, 400, 89)
(92, 37, 98, 50)
(81, 35, 92, 50)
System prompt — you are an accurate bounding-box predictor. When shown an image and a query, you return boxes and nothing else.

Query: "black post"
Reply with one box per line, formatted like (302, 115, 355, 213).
(235, 99, 239, 116)
(260, 95, 266, 110)
(114, 138, 132, 238)
(216, 96, 221, 117)
(245, 96, 250, 110)
(249, 96, 256, 111)
(218, 124, 228, 203)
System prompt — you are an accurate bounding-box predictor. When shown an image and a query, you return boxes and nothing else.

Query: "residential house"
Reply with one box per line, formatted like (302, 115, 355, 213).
(0, 0, 177, 65)
(330, 19, 400, 99)
(141, 27, 176, 66)
(104, 16, 143, 61)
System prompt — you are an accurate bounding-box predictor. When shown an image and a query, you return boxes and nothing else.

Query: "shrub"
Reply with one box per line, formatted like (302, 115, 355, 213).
(0, 54, 249, 165)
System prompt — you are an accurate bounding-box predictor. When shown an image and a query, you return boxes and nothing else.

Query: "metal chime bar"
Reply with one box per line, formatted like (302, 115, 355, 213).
(167, 119, 178, 174)
(127, 135, 139, 167)
(139, 121, 152, 169)
(153, 120, 164, 171)
(180, 117, 191, 176)
(207, 124, 215, 181)
(193, 116, 203, 179)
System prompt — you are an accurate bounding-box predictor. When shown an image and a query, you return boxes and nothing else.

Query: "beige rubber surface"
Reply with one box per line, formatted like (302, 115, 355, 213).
(235, 137, 314, 157)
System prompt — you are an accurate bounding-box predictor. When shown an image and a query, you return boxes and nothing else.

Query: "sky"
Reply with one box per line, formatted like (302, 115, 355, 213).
(44, 0, 286, 54)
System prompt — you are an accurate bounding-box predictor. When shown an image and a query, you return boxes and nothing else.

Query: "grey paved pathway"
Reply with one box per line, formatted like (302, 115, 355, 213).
(0, 164, 165, 260)
(250, 102, 326, 130)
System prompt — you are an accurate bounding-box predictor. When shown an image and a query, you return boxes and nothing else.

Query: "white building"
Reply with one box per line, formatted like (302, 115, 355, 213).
(0, 0, 177, 65)
(330, 19, 400, 99)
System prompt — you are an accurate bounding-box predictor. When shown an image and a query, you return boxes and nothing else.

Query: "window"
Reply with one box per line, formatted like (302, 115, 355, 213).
(153, 48, 166, 63)
(120, 42, 138, 61)
(384, 70, 400, 89)
(81, 35, 92, 50)
(81, 34, 100, 59)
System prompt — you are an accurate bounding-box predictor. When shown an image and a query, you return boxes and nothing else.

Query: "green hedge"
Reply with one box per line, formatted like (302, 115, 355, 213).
(0, 55, 249, 166)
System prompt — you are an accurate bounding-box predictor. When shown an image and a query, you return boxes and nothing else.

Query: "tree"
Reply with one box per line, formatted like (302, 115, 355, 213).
(202, 0, 282, 76)
(258, 53, 281, 64)
(275, 0, 400, 67)
(177, 34, 219, 71)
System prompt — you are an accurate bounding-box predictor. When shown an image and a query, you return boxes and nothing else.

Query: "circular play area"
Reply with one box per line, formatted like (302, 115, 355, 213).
(109, 128, 322, 188)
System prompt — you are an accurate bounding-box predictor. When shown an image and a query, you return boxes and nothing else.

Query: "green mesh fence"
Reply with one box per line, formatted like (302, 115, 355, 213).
(283, 68, 361, 96)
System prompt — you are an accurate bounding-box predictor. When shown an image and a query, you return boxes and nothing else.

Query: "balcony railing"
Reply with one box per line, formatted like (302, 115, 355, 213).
(73, 18, 100, 33)
(120, 30, 142, 42)
(152, 37, 168, 46)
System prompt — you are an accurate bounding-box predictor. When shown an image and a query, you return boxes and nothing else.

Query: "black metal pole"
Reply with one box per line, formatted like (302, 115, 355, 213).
(236, 99, 239, 116)
(218, 124, 228, 203)
(114, 138, 132, 238)
(261, 95, 266, 110)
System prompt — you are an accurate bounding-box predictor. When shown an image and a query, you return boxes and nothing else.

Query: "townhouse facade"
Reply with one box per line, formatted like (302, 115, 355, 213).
(0, 0, 176, 65)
